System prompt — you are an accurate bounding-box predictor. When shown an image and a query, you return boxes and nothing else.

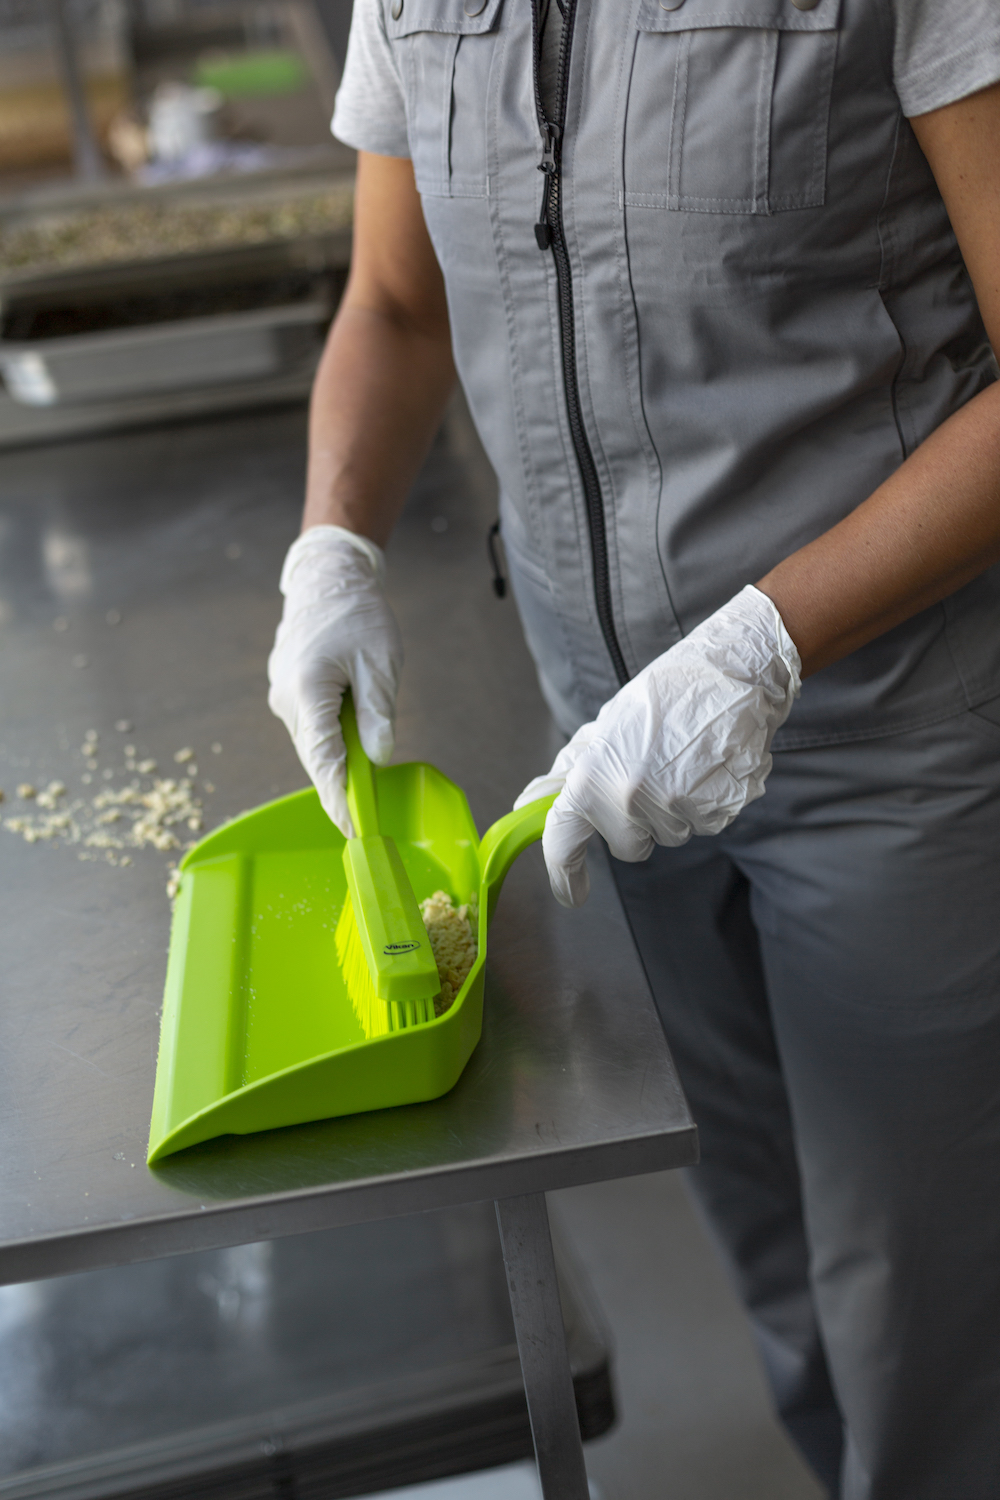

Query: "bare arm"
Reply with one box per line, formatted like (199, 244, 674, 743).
(757, 81, 1000, 678)
(302, 151, 456, 546)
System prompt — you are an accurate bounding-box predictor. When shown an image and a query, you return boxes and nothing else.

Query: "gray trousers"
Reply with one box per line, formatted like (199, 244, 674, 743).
(610, 702, 1000, 1500)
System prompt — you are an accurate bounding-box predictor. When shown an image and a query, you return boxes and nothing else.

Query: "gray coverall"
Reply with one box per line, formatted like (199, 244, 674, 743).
(332, 0, 1000, 1491)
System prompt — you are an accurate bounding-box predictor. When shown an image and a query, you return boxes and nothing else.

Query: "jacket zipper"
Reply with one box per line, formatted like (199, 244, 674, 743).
(530, 0, 630, 688)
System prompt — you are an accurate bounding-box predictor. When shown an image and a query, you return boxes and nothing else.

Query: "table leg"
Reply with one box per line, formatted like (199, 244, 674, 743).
(495, 1193, 590, 1500)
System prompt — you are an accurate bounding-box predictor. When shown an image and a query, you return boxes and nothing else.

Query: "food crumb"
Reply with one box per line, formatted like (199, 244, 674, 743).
(173, 748, 194, 764)
(211, 743, 222, 754)
(124, 745, 136, 757)
(17, 784, 36, 799)
(115, 720, 132, 733)
(137, 759, 157, 774)
(420, 891, 478, 1016)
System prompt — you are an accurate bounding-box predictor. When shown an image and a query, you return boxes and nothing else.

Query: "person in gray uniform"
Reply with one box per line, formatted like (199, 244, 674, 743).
(266, 1, 1000, 1493)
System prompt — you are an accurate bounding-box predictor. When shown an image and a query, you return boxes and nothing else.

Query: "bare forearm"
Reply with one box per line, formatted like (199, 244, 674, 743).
(302, 302, 455, 547)
(759, 82, 1000, 679)
(758, 382, 1000, 677)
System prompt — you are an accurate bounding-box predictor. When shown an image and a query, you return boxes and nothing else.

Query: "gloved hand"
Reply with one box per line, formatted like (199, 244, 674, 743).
(514, 585, 801, 907)
(267, 524, 403, 837)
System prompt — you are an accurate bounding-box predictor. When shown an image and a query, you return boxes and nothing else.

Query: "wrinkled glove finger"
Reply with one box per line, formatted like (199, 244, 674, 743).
(513, 772, 567, 810)
(351, 650, 402, 767)
(512, 719, 602, 810)
(541, 795, 595, 908)
(294, 703, 354, 839)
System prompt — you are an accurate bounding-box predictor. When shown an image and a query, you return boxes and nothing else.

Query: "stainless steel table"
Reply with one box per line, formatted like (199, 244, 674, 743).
(0, 399, 697, 1500)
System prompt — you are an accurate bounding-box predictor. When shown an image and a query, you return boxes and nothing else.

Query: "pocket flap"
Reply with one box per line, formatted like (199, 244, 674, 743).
(387, 0, 503, 39)
(637, 0, 839, 31)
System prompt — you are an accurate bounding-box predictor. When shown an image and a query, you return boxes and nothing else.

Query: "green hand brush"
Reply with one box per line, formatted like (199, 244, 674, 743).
(334, 692, 441, 1037)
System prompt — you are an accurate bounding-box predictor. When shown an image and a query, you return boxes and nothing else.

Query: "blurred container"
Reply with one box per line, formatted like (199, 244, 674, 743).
(148, 81, 224, 162)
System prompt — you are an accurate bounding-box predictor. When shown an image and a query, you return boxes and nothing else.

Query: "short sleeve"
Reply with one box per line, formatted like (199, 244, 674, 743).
(892, 0, 1000, 118)
(331, 0, 411, 158)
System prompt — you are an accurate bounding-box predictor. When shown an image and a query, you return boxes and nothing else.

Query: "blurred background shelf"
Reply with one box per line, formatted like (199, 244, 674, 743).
(0, 0, 355, 447)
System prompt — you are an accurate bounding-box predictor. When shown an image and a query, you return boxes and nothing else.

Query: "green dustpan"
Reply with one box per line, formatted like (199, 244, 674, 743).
(147, 764, 555, 1163)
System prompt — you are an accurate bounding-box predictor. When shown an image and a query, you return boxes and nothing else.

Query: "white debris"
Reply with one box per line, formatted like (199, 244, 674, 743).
(211, 743, 222, 754)
(115, 720, 132, 733)
(4, 754, 204, 869)
(17, 784, 36, 799)
(137, 759, 157, 775)
(174, 748, 194, 763)
(36, 780, 67, 809)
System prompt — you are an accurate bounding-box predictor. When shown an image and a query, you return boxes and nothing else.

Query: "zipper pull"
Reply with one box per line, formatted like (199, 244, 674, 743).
(535, 119, 560, 250)
(538, 120, 560, 176)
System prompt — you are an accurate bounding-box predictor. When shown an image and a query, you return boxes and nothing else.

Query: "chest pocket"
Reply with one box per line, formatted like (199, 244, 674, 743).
(624, 0, 840, 214)
(387, 0, 504, 199)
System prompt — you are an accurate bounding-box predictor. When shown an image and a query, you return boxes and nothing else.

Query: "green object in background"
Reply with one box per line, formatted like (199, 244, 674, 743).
(193, 49, 308, 99)
(146, 763, 555, 1164)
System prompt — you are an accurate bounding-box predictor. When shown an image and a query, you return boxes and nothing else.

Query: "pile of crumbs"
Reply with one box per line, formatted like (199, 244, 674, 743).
(0, 728, 211, 893)
(420, 891, 478, 1016)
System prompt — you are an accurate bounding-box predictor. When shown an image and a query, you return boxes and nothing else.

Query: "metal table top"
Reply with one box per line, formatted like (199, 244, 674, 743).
(0, 399, 696, 1287)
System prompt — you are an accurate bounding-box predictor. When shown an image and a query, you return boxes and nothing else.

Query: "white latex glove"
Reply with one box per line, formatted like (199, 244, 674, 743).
(267, 524, 403, 837)
(515, 585, 801, 907)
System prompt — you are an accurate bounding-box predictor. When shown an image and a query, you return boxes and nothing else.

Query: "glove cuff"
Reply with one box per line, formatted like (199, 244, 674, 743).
(280, 525, 386, 595)
(744, 584, 802, 699)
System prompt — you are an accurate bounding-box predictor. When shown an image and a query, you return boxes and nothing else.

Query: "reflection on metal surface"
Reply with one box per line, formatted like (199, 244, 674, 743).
(42, 526, 91, 600)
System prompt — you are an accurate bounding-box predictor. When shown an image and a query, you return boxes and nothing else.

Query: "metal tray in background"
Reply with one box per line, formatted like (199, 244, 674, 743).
(0, 222, 351, 444)
(0, 298, 330, 406)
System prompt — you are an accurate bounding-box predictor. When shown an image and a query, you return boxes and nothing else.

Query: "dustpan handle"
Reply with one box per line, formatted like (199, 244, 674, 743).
(342, 690, 380, 837)
(479, 794, 557, 922)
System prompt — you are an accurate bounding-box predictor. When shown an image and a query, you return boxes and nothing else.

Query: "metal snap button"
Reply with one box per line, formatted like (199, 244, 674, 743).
(659, 0, 685, 8)
(463, 0, 488, 12)
(391, 0, 403, 17)
(790, 0, 820, 9)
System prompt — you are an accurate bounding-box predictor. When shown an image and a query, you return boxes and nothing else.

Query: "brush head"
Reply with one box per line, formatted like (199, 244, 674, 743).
(336, 833, 440, 1035)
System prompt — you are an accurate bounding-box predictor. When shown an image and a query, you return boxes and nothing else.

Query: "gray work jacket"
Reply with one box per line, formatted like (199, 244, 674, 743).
(387, 0, 999, 745)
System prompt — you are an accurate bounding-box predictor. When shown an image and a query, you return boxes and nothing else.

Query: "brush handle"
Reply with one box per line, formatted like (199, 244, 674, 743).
(479, 794, 558, 923)
(342, 690, 380, 837)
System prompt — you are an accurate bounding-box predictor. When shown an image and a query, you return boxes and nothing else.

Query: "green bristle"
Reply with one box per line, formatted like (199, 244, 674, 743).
(335, 888, 435, 1038)
(335, 891, 388, 1038)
